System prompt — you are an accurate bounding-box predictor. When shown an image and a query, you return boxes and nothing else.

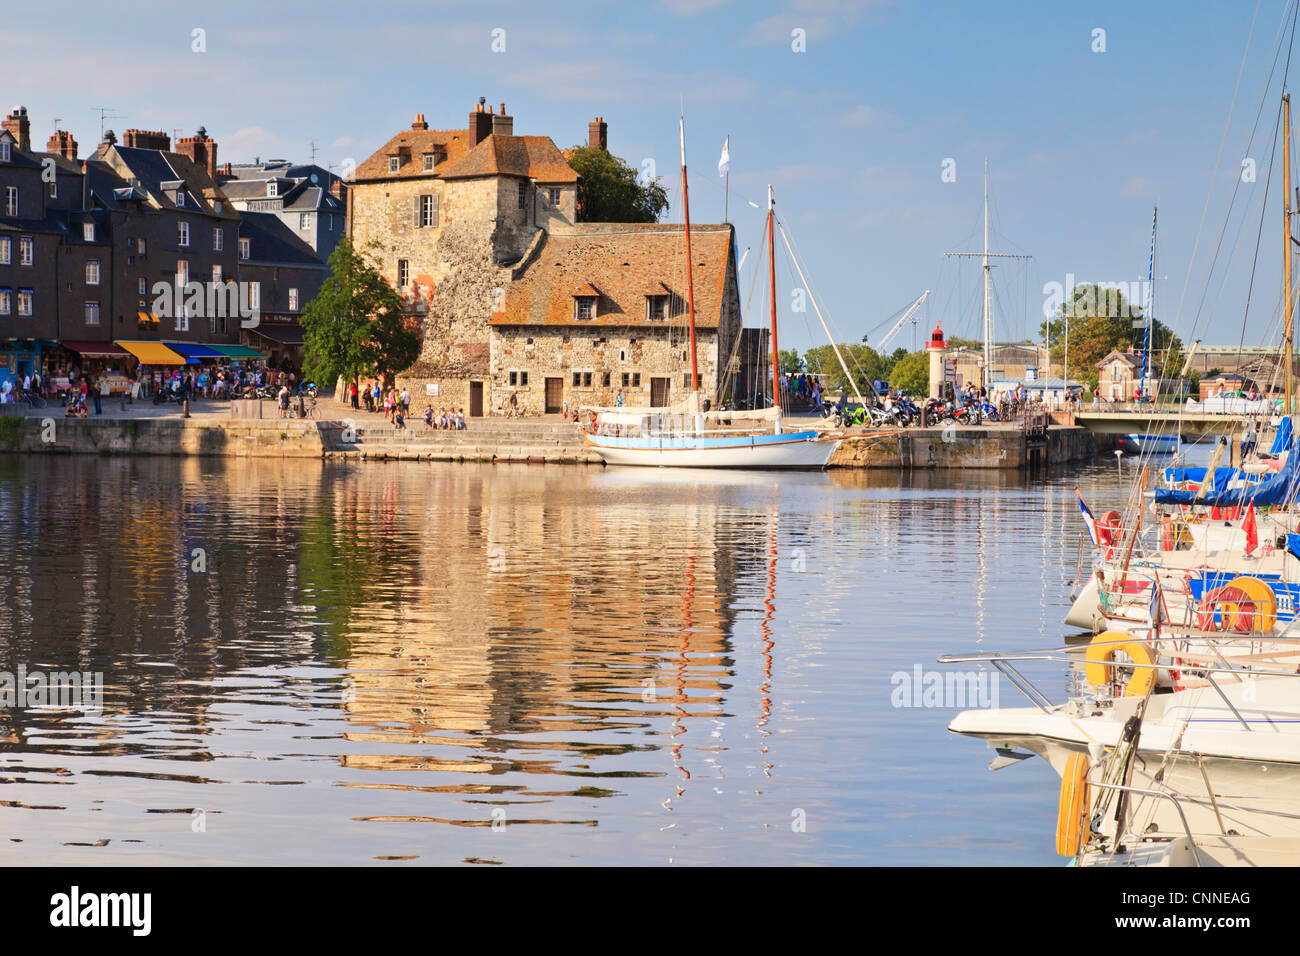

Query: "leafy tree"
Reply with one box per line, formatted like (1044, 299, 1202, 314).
(778, 348, 802, 373)
(1038, 282, 1183, 384)
(567, 146, 669, 222)
(890, 351, 929, 395)
(803, 343, 893, 394)
(301, 237, 421, 391)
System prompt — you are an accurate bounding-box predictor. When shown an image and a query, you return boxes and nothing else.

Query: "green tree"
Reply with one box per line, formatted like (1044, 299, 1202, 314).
(778, 348, 802, 373)
(567, 146, 669, 222)
(1038, 283, 1183, 386)
(300, 238, 421, 390)
(890, 351, 929, 395)
(803, 343, 891, 394)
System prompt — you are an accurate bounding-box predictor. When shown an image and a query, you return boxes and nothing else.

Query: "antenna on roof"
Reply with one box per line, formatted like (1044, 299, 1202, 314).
(309, 139, 318, 164)
(52, 117, 62, 131)
(93, 107, 123, 140)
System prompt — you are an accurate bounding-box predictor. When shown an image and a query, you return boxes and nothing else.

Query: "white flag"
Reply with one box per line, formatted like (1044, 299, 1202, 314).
(717, 136, 730, 177)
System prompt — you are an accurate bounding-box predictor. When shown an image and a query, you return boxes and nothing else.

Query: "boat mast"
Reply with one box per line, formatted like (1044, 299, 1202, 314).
(768, 184, 781, 433)
(1141, 206, 1156, 397)
(1287, 93, 1294, 418)
(680, 115, 700, 414)
(982, 159, 992, 381)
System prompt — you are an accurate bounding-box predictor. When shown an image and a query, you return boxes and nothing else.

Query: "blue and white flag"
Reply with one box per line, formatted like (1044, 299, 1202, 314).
(1077, 489, 1098, 546)
(717, 136, 730, 177)
(1149, 577, 1162, 630)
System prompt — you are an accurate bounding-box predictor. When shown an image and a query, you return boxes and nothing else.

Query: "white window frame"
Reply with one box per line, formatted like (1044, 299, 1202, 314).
(299, 213, 313, 230)
(212, 264, 222, 284)
(0, 290, 9, 315)
(178, 220, 190, 247)
(213, 228, 223, 251)
(84, 300, 100, 326)
(397, 259, 409, 288)
(176, 259, 189, 287)
(574, 297, 595, 321)
(388, 156, 400, 173)
(19, 237, 32, 266)
(138, 237, 147, 254)
(176, 190, 185, 208)
(17, 289, 32, 316)
(138, 277, 147, 295)
(5, 186, 17, 217)
(83, 222, 94, 241)
(248, 281, 260, 310)
(267, 181, 278, 197)
(0, 237, 8, 264)
(239, 237, 250, 260)
(289, 287, 299, 311)
(423, 153, 435, 171)
(0, 142, 9, 162)
(85, 260, 100, 285)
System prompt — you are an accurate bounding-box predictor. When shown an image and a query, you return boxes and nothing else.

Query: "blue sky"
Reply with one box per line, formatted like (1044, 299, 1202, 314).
(5, 0, 1294, 353)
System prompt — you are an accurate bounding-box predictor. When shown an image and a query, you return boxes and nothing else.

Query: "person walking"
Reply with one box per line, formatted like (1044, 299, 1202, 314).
(349, 381, 359, 410)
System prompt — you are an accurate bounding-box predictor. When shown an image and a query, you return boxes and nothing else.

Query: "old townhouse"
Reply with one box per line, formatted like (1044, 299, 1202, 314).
(235, 211, 325, 368)
(217, 159, 347, 264)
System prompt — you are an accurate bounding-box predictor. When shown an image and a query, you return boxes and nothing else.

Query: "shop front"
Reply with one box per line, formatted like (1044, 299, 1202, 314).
(53, 341, 134, 395)
(115, 340, 193, 397)
(0, 339, 45, 390)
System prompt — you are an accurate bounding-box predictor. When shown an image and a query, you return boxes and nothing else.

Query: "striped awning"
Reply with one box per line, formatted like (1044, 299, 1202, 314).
(136, 311, 160, 326)
(115, 341, 190, 365)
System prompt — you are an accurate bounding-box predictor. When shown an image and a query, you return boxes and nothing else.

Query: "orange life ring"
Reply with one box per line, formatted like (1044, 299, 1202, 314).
(1056, 752, 1091, 856)
(1084, 631, 1158, 696)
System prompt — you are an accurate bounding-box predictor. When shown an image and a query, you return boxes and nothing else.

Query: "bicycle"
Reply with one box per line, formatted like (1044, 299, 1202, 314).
(22, 391, 46, 409)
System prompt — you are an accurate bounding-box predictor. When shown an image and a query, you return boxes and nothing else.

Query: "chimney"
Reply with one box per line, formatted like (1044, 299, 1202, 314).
(123, 129, 171, 151)
(412, 113, 428, 131)
(46, 129, 78, 161)
(216, 161, 233, 180)
(469, 97, 493, 147)
(491, 102, 513, 138)
(587, 115, 607, 151)
(94, 129, 117, 160)
(176, 126, 218, 180)
(2, 106, 30, 152)
(330, 177, 346, 200)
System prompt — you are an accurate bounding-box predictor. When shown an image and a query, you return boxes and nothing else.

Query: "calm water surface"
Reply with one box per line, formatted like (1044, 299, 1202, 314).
(0, 454, 1134, 865)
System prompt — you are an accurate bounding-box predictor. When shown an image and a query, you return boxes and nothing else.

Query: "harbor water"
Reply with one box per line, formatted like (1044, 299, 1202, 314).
(0, 454, 1139, 865)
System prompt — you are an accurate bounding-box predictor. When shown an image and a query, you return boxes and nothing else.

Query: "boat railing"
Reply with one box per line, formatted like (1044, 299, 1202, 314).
(1087, 781, 1204, 867)
(939, 638, 1300, 720)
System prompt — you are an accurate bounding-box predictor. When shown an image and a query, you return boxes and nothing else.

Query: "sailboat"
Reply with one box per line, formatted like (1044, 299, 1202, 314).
(581, 118, 840, 469)
(1124, 206, 1180, 455)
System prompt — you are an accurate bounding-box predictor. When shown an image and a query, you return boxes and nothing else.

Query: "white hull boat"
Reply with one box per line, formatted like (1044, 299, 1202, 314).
(583, 428, 837, 469)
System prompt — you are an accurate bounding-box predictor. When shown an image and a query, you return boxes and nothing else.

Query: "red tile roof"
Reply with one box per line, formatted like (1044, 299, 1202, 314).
(494, 225, 734, 329)
(438, 134, 578, 183)
(354, 128, 469, 180)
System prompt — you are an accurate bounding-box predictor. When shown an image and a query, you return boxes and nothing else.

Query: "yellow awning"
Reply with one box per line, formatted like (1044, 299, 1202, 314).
(115, 341, 188, 364)
(136, 311, 158, 326)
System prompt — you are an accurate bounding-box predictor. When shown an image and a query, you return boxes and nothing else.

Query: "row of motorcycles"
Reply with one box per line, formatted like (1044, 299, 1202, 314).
(818, 394, 1002, 429)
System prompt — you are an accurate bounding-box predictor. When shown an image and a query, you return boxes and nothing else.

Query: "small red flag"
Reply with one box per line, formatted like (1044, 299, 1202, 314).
(1244, 501, 1258, 555)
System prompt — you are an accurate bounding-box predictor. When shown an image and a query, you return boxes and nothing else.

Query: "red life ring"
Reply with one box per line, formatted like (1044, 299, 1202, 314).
(1197, 585, 1255, 633)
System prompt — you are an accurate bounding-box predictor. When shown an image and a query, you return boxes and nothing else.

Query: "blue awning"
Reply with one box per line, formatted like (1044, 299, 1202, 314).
(163, 342, 223, 362)
(1271, 416, 1294, 455)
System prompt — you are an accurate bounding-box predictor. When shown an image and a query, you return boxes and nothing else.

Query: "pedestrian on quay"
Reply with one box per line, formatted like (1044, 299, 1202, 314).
(349, 381, 359, 409)
(278, 384, 291, 418)
(507, 390, 519, 418)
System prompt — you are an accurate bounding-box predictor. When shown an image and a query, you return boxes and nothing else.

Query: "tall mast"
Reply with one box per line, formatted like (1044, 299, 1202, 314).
(982, 159, 992, 381)
(1287, 93, 1294, 418)
(768, 185, 781, 433)
(680, 115, 699, 401)
(1142, 205, 1157, 396)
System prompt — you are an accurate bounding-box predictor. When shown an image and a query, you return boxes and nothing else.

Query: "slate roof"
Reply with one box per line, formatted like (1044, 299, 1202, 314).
(111, 146, 238, 220)
(237, 212, 325, 266)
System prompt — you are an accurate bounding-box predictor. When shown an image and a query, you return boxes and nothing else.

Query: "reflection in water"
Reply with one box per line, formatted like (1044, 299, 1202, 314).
(0, 456, 1122, 864)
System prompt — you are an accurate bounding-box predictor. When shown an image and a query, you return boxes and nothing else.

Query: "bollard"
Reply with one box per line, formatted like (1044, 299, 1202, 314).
(183, 398, 190, 419)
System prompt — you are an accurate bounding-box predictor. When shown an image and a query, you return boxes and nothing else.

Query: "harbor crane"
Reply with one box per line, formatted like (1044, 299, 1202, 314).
(863, 290, 931, 353)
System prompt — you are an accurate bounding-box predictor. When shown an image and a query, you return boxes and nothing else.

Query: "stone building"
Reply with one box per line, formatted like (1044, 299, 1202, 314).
(489, 223, 742, 416)
(354, 100, 744, 415)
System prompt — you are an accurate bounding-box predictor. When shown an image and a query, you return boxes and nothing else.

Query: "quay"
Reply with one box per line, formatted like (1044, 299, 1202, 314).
(0, 398, 1096, 469)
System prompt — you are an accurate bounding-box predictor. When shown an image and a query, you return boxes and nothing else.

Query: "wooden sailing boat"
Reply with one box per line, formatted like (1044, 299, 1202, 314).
(582, 116, 839, 468)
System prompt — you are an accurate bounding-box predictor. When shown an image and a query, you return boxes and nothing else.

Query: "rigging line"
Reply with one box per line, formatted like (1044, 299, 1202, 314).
(1237, 95, 1286, 359)
(1178, 0, 1287, 345)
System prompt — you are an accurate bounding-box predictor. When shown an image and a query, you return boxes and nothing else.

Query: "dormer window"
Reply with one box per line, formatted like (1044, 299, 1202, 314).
(646, 294, 682, 321)
(176, 191, 185, 208)
(213, 200, 223, 213)
(574, 296, 596, 321)
(0, 141, 9, 162)
(267, 182, 278, 197)
(389, 156, 401, 173)
(422, 153, 435, 171)
(83, 223, 94, 242)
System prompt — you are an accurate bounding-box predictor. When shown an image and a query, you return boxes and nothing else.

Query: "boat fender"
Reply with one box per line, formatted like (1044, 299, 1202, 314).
(1083, 631, 1157, 697)
(1056, 752, 1091, 857)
